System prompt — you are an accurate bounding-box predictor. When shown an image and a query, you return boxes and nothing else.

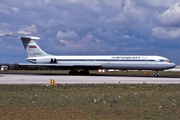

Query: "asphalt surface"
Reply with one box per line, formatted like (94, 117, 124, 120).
(0, 74, 180, 84)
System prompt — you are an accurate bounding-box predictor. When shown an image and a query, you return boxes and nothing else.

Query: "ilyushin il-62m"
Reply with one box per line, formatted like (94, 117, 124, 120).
(6, 35, 176, 76)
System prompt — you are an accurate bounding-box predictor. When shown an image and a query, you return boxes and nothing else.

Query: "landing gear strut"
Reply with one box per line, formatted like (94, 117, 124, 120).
(80, 70, 89, 75)
(154, 71, 159, 77)
(69, 70, 79, 75)
(69, 69, 89, 75)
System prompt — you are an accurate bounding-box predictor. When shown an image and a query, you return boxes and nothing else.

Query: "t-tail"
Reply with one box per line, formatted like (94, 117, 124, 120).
(6, 35, 50, 58)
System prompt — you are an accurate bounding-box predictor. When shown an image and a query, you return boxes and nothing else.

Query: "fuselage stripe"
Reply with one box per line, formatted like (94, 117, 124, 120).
(27, 59, 163, 62)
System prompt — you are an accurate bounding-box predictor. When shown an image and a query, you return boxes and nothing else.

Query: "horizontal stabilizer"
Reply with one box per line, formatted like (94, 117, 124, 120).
(6, 34, 40, 40)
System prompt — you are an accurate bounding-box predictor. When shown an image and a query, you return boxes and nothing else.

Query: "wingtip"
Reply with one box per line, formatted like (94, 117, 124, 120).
(5, 34, 10, 36)
(4, 32, 12, 36)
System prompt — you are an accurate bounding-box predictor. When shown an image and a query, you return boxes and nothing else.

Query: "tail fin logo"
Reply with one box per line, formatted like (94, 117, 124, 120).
(28, 43, 37, 48)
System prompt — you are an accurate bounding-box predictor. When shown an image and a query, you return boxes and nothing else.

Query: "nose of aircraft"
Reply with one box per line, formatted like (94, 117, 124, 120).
(171, 62, 176, 68)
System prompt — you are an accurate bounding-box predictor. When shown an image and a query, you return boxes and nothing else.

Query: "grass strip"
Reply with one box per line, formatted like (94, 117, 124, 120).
(0, 84, 179, 119)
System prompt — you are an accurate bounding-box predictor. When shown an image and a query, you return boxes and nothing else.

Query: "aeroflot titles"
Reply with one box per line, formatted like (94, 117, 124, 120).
(111, 56, 141, 59)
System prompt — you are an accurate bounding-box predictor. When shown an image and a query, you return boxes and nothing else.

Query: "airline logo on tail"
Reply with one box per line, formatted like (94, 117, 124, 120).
(28, 43, 37, 48)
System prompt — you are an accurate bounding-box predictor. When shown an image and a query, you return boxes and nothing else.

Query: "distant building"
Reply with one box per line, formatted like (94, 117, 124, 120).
(164, 65, 180, 71)
(1, 66, 8, 71)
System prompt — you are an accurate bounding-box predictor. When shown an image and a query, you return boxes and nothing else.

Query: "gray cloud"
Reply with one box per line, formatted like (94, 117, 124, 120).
(56, 30, 80, 41)
(0, 0, 180, 64)
(17, 25, 37, 35)
(158, 2, 180, 27)
(152, 27, 180, 39)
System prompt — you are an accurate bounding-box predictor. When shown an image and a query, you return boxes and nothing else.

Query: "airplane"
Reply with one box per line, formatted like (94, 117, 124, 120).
(6, 35, 176, 76)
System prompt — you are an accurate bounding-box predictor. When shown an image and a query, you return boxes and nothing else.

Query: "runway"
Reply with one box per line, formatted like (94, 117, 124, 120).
(0, 74, 180, 84)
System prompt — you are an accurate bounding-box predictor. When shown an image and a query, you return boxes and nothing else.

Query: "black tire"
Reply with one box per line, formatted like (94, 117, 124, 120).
(80, 70, 89, 75)
(69, 70, 79, 75)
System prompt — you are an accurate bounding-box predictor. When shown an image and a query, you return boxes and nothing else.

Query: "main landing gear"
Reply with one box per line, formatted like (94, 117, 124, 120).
(69, 69, 89, 75)
(154, 71, 159, 77)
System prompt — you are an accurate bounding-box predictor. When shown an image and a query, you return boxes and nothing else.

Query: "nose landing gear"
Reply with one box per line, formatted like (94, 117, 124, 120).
(154, 71, 159, 77)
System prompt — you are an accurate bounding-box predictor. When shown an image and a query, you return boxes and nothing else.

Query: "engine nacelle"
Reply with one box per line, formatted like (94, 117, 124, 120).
(36, 58, 57, 64)
(50, 58, 57, 63)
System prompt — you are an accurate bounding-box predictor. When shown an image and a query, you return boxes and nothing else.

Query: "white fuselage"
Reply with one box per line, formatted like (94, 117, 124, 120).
(26, 55, 176, 70)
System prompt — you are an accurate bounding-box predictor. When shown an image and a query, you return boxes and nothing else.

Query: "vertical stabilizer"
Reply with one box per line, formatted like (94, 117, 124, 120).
(20, 37, 50, 57)
(7, 35, 50, 58)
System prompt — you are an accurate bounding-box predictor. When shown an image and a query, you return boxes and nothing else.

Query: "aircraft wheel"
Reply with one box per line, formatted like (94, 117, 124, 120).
(80, 70, 89, 75)
(154, 72, 159, 77)
(69, 70, 79, 75)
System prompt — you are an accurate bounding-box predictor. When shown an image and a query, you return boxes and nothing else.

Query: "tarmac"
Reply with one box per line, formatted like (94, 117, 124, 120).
(0, 74, 180, 84)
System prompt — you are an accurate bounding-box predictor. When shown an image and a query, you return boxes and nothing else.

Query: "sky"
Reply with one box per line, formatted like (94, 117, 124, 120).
(0, 0, 180, 64)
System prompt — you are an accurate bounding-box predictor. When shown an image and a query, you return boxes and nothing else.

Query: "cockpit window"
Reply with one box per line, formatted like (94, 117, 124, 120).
(165, 59, 172, 63)
(160, 59, 172, 63)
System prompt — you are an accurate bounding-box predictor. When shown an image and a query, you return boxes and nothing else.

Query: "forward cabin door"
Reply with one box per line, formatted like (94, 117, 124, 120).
(107, 59, 110, 64)
(142, 57, 148, 65)
(145, 57, 148, 65)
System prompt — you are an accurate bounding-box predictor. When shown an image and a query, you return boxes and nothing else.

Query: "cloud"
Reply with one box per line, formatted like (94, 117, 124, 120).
(11, 7, 20, 12)
(0, 3, 20, 15)
(158, 2, 180, 27)
(0, 30, 10, 36)
(151, 27, 171, 39)
(56, 30, 80, 41)
(0, 0, 180, 64)
(138, 0, 178, 8)
(152, 27, 180, 39)
(0, 3, 11, 15)
(55, 32, 110, 53)
(0, 23, 12, 36)
(122, 35, 131, 39)
(17, 25, 37, 35)
(70, 0, 100, 12)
